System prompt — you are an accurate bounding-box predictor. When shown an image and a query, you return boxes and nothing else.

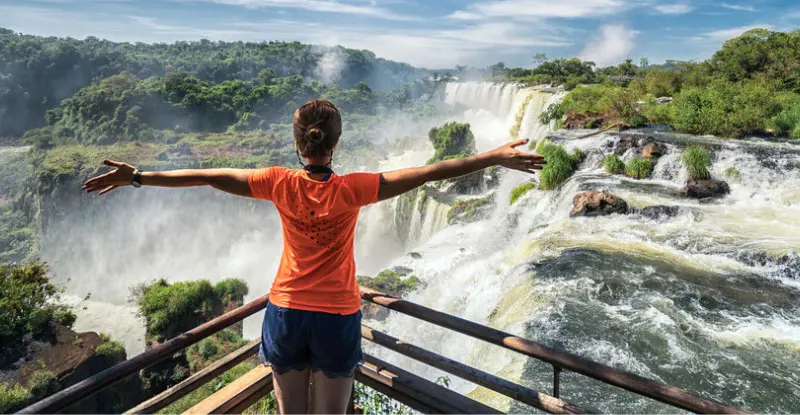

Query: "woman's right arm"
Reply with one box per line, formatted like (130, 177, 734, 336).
(377, 139, 545, 201)
(82, 160, 253, 198)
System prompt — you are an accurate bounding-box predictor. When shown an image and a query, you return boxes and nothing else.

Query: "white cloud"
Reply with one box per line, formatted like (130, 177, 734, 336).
(703, 24, 772, 40)
(654, 3, 694, 14)
(447, 10, 483, 20)
(453, 0, 630, 20)
(578, 24, 637, 67)
(720, 3, 756, 12)
(205, 0, 414, 20)
(0, 5, 572, 68)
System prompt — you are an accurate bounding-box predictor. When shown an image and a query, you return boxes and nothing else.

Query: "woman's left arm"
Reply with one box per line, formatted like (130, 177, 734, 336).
(82, 160, 254, 198)
(377, 139, 544, 201)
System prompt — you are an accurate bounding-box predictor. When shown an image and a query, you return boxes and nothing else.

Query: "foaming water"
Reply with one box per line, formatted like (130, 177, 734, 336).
(362, 86, 800, 413)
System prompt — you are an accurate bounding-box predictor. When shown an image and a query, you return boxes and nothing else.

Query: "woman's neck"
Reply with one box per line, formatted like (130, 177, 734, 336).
(304, 156, 332, 166)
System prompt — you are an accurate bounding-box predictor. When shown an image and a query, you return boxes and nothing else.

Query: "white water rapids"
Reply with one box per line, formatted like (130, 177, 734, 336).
(35, 82, 799, 413)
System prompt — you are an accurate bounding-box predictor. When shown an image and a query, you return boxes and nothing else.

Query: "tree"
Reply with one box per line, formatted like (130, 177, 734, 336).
(533, 53, 548, 66)
(488, 62, 507, 78)
(640, 57, 649, 68)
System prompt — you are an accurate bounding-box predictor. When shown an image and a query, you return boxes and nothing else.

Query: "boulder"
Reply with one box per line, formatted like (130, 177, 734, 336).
(639, 205, 681, 219)
(641, 142, 667, 160)
(569, 191, 630, 217)
(679, 180, 730, 199)
(362, 302, 390, 321)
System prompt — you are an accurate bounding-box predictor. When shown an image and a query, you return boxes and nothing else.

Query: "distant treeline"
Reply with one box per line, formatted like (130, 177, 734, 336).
(487, 28, 800, 139)
(0, 28, 429, 138)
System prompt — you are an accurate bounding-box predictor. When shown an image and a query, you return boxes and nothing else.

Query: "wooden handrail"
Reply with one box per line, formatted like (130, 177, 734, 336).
(17, 295, 271, 414)
(359, 286, 748, 414)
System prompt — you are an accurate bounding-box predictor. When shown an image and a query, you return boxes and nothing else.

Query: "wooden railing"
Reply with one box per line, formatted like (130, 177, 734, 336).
(18, 287, 748, 414)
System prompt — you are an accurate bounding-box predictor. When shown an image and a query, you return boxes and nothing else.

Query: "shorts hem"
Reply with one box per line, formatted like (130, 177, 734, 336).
(311, 366, 357, 379)
(268, 362, 312, 375)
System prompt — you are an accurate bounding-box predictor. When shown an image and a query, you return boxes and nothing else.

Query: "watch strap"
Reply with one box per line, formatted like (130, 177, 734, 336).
(132, 169, 142, 187)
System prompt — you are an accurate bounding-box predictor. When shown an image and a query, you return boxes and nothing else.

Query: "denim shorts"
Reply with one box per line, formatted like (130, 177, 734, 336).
(259, 301, 363, 378)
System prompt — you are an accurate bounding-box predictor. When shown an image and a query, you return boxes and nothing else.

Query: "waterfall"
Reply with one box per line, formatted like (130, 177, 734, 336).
(364, 88, 800, 413)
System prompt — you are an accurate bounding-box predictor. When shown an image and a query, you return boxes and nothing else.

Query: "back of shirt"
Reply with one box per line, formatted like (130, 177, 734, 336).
(248, 167, 381, 315)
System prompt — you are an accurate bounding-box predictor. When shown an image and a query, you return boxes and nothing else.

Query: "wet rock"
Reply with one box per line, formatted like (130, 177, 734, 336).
(569, 190, 630, 217)
(563, 110, 604, 129)
(680, 180, 730, 199)
(732, 250, 798, 280)
(362, 302, 390, 321)
(641, 141, 667, 160)
(408, 252, 422, 259)
(615, 135, 637, 156)
(639, 205, 681, 219)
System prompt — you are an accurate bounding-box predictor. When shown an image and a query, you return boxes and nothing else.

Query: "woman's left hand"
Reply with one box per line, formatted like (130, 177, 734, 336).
(489, 139, 547, 174)
(82, 160, 137, 195)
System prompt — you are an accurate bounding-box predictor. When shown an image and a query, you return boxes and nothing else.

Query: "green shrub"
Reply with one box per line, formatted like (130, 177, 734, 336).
(724, 167, 741, 179)
(603, 155, 626, 174)
(535, 140, 576, 190)
(96, 335, 127, 361)
(427, 122, 477, 164)
(159, 362, 265, 414)
(570, 149, 586, 167)
(198, 339, 219, 359)
(625, 157, 653, 179)
(642, 100, 673, 125)
(448, 194, 494, 224)
(670, 79, 783, 138)
(509, 183, 536, 205)
(355, 382, 411, 415)
(0, 383, 32, 413)
(682, 145, 712, 180)
(27, 370, 59, 398)
(358, 269, 421, 297)
(0, 263, 75, 362)
(135, 279, 222, 342)
(214, 328, 244, 344)
(214, 279, 249, 305)
(768, 98, 800, 139)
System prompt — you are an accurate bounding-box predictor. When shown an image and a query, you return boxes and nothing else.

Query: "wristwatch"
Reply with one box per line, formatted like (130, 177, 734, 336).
(132, 169, 142, 188)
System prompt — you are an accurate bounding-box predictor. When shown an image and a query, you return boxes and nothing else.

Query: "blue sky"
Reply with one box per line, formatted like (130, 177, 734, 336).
(0, 0, 797, 68)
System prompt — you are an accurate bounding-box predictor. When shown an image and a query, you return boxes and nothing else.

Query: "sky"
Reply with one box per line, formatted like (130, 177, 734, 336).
(0, 0, 798, 69)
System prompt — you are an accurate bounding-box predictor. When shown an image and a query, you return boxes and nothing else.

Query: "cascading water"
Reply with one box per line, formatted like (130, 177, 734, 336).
(364, 84, 800, 413)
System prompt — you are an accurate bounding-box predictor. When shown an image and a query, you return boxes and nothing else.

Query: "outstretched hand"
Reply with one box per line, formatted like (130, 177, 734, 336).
(489, 138, 546, 174)
(82, 160, 137, 195)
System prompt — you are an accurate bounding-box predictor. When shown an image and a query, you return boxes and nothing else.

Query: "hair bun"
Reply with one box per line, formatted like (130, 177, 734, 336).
(306, 127, 325, 144)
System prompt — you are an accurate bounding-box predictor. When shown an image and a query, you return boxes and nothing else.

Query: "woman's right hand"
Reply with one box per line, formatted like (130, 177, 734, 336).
(488, 139, 547, 174)
(82, 160, 137, 195)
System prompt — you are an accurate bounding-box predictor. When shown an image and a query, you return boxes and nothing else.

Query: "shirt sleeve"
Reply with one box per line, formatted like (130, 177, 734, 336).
(345, 172, 382, 207)
(248, 167, 280, 201)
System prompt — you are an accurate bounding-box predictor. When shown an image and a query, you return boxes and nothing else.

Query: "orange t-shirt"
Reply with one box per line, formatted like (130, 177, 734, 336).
(248, 167, 381, 315)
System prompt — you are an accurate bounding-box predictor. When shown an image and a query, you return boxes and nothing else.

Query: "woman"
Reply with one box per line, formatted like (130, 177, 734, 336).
(83, 99, 545, 414)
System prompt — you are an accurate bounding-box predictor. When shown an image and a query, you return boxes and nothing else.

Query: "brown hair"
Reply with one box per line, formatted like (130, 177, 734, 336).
(293, 99, 342, 158)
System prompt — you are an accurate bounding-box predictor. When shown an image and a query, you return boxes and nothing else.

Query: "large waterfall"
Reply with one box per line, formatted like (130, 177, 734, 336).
(362, 83, 800, 413)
